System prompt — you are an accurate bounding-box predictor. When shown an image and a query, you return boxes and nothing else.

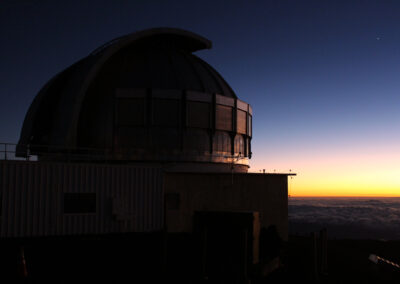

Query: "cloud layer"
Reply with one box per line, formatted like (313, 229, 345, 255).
(289, 197, 400, 240)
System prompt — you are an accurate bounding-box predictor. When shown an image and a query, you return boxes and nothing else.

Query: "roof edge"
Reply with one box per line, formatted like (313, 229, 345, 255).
(91, 27, 212, 55)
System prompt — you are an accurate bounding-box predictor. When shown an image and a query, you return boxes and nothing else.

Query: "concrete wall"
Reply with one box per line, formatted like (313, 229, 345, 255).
(164, 172, 289, 240)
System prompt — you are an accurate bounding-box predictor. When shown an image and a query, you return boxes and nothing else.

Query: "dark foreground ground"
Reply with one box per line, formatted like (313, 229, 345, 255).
(280, 235, 400, 283)
(1, 233, 400, 283)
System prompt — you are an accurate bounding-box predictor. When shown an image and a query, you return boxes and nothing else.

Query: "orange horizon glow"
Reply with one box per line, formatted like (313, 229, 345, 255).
(250, 142, 400, 197)
(289, 194, 400, 198)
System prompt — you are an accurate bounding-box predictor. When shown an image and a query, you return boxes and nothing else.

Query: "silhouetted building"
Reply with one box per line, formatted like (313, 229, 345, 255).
(1, 28, 294, 282)
(17, 28, 251, 173)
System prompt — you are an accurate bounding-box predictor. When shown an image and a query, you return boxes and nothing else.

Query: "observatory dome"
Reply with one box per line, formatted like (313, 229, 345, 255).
(17, 28, 252, 171)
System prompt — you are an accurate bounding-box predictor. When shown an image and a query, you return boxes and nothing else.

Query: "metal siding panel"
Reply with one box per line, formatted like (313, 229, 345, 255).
(126, 167, 132, 231)
(116, 165, 121, 233)
(0, 163, 3, 237)
(160, 171, 164, 229)
(40, 164, 46, 236)
(90, 165, 95, 234)
(13, 164, 19, 237)
(62, 166, 66, 235)
(81, 165, 86, 235)
(26, 164, 33, 237)
(64, 165, 71, 234)
(0, 163, 4, 237)
(36, 164, 42, 236)
(156, 170, 161, 230)
(2, 163, 7, 237)
(46, 164, 51, 235)
(128, 167, 133, 231)
(152, 170, 157, 231)
(41, 164, 48, 235)
(122, 167, 126, 232)
(146, 169, 151, 232)
(19, 164, 27, 237)
(154, 171, 163, 230)
(5, 163, 10, 237)
(54, 164, 58, 235)
(98, 166, 104, 234)
(145, 168, 149, 231)
(134, 168, 139, 230)
(1, 163, 9, 237)
(60, 164, 67, 235)
(8, 163, 15, 237)
(148, 169, 153, 231)
(35, 164, 41, 236)
(103, 165, 109, 234)
(93, 165, 98, 234)
(129, 167, 135, 231)
(134, 167, 140, 232)
(117, 166, 122, 233)
(108, 165, 112, 234)
(0, 161, 165, 238)
(7, 163, 13, 237)
(27, 164, 35, 237)
(89, 165, 95, 234)
(157, 170, 162, 230)
(70, 165, 76, 234)
(138, 167, 144, 232)
(77, 166, 82, 234)
(0, 163, 5, 237)
(111, 166, 117, 233)
(14, 164, 21, 237)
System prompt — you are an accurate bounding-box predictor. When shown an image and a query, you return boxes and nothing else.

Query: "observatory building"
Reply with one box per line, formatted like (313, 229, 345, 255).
(17, 28, 252, 173)
(1, 28, 294, 281)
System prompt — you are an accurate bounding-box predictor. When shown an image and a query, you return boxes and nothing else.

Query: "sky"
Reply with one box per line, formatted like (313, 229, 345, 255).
(0, 0, 399, 197)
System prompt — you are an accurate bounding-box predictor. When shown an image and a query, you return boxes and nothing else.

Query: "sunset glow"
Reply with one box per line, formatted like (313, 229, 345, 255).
(251, 143, 400, 197)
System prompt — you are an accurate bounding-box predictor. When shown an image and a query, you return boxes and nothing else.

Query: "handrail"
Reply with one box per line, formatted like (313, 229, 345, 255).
(0, 142, 249, 164)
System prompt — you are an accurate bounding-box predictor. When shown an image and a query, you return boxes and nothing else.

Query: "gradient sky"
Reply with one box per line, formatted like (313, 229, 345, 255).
(1, 0, 400, 196)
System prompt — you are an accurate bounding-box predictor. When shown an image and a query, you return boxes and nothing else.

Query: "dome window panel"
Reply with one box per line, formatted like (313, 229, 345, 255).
(234, 135, 245, 156)
(116, 98, 145, 126)
(184, 129, 210, 152)
(153, 99, 180, 126)
(216, 95, 235, 107)
(151, 127, 180, 150)
(114, 127, 147, 149)
(213, 131, 231, 154)
(237, 110, 247, 135)
(215, 105, 232, 131)
(248, 115, 252, 137)
(186, 91, 212, 103)
(115, 88, 146, 98)
(187, 101, 210, 128)
(237, 99, 248, 111)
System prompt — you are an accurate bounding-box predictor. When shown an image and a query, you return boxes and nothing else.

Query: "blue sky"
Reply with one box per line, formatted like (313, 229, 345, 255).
(1, 0, 400, 195)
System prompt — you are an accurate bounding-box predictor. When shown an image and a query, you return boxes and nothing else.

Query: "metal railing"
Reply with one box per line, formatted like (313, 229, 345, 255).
(0, 143, 36, 161)
(0, 142, 249, 165)
(0, 143, 111, 162)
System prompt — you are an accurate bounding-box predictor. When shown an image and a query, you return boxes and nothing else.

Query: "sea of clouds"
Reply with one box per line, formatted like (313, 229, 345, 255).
(288, 197, 400, 240)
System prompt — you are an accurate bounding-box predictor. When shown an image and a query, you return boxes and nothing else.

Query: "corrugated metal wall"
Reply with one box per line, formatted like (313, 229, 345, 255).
(0, 161, 164, 238)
